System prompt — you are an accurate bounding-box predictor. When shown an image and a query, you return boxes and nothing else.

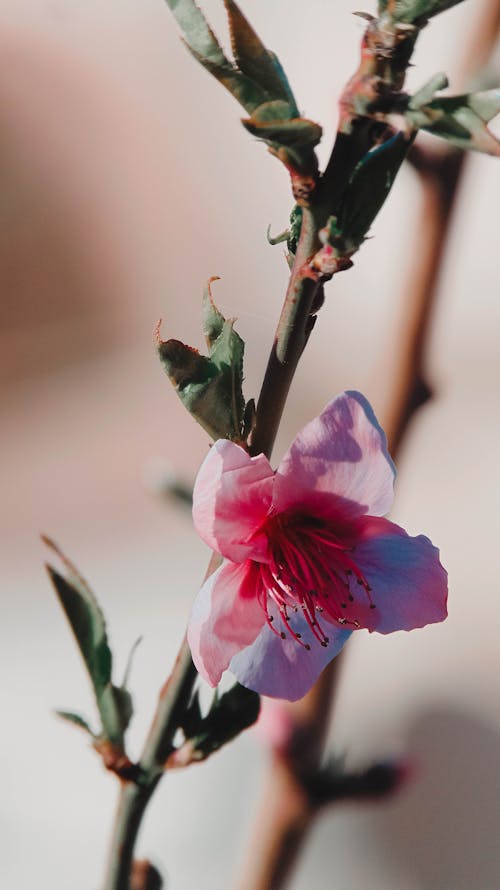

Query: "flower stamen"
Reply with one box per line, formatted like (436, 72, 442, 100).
(259, 511, 376, 646)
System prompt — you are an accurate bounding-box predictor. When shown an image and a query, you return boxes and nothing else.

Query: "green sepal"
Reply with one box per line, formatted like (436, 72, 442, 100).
(336, 132, 412, 250)
(45, 541, 134, 748)
(378, 0, 465, 24)
(158, 281, 246, 441)
(180, 683, 260, 759)
(223, 0, 298, 113)
(407, 88, 500, 156)
(55, 710, 95, 737)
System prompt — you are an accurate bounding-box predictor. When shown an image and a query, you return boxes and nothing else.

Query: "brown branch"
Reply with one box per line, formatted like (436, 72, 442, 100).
(384, 142, 463, 453)
(234, 5, 500, 890)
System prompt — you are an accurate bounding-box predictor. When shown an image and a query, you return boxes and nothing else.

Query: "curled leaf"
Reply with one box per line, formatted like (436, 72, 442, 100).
(202, 276, 225, 348)
(157, 281, 247, 441)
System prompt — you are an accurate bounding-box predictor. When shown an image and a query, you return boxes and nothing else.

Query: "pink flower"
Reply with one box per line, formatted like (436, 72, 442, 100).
(188, 392, 447, 701)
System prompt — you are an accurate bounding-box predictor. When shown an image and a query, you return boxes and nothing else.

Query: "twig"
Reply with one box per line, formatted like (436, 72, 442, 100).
(234, 5, 500, 889)
(102, 205, 325, 890)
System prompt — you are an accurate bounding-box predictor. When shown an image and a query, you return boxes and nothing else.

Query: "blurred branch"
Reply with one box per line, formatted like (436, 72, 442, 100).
(235, 4, 500, 890)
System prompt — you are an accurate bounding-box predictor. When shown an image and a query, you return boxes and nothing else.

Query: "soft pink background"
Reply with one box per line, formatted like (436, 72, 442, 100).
(1, 2, 500, 888)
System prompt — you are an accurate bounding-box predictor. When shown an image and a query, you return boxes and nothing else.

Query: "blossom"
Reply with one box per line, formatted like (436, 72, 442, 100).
(188, 391, 447, 701)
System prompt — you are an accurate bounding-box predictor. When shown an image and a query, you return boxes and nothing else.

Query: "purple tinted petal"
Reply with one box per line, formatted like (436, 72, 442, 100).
(188, 560, 265, 687)
(352, 517, 448, 633)
(273, 392, 395, 520)
(229, 607, 352, 700)
(193, 439, 273, 562)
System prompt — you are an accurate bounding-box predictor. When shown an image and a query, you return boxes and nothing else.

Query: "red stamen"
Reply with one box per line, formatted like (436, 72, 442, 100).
(256, 510, 376, 647)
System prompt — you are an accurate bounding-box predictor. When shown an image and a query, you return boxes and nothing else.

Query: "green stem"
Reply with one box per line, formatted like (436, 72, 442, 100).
(102, 781, 157, 890)
(251, 206, 322, 458)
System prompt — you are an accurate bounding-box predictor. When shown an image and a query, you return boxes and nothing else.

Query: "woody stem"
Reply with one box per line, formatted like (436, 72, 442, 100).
(102, 205, 326, 889)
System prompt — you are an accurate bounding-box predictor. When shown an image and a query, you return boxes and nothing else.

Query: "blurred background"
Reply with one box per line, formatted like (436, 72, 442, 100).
(1, 1, 500, 888)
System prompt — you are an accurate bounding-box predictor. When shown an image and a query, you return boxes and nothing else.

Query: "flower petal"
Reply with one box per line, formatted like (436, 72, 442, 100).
(229, 606, 352, 700)
(192, 439, 274, 562)
(273, 392, 395, 519)
(188, 560, 265, 687)
(351, 517, 448, 633)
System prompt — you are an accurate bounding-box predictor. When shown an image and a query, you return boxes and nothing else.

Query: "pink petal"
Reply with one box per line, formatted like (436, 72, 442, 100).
(188, 560, 265, 687)
(273, 392, 395, 520)
(230, 605, 352, 700)
(192, 439, 274, 563)
(351, 517, 448, 633)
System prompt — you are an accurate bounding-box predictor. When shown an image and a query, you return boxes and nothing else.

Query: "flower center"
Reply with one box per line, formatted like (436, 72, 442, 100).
(258, 512, 376, 648)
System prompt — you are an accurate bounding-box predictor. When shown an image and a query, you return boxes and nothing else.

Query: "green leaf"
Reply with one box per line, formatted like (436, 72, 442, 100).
(158, 339, 228, 439)
(166, 0, 269, 114)
(165, 0, 226, 64)
(469, 89, 500, 122)
(408, 72, 449, 110)
(202, 276, 225, 348)
(337, 133, 412, 250)
(184, 46, 268, 113)
(242, 103, 321, 175)
(158, 283, 247, 441)
(165, 0, 315, 174)
(379, 0, 466, 23)
(45, 539, 134, 747)
(243, 115, 321, 149)
(56, 710, 95, 737)
(243, 102, 321, 148)
(223, 0, 298, 113)
(407, 89, 500, 155)
(47, 564, 112, 693)
(209, 317, 244, 374)
(266, 224, 289, 246)
(99, 683, 134, 740)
